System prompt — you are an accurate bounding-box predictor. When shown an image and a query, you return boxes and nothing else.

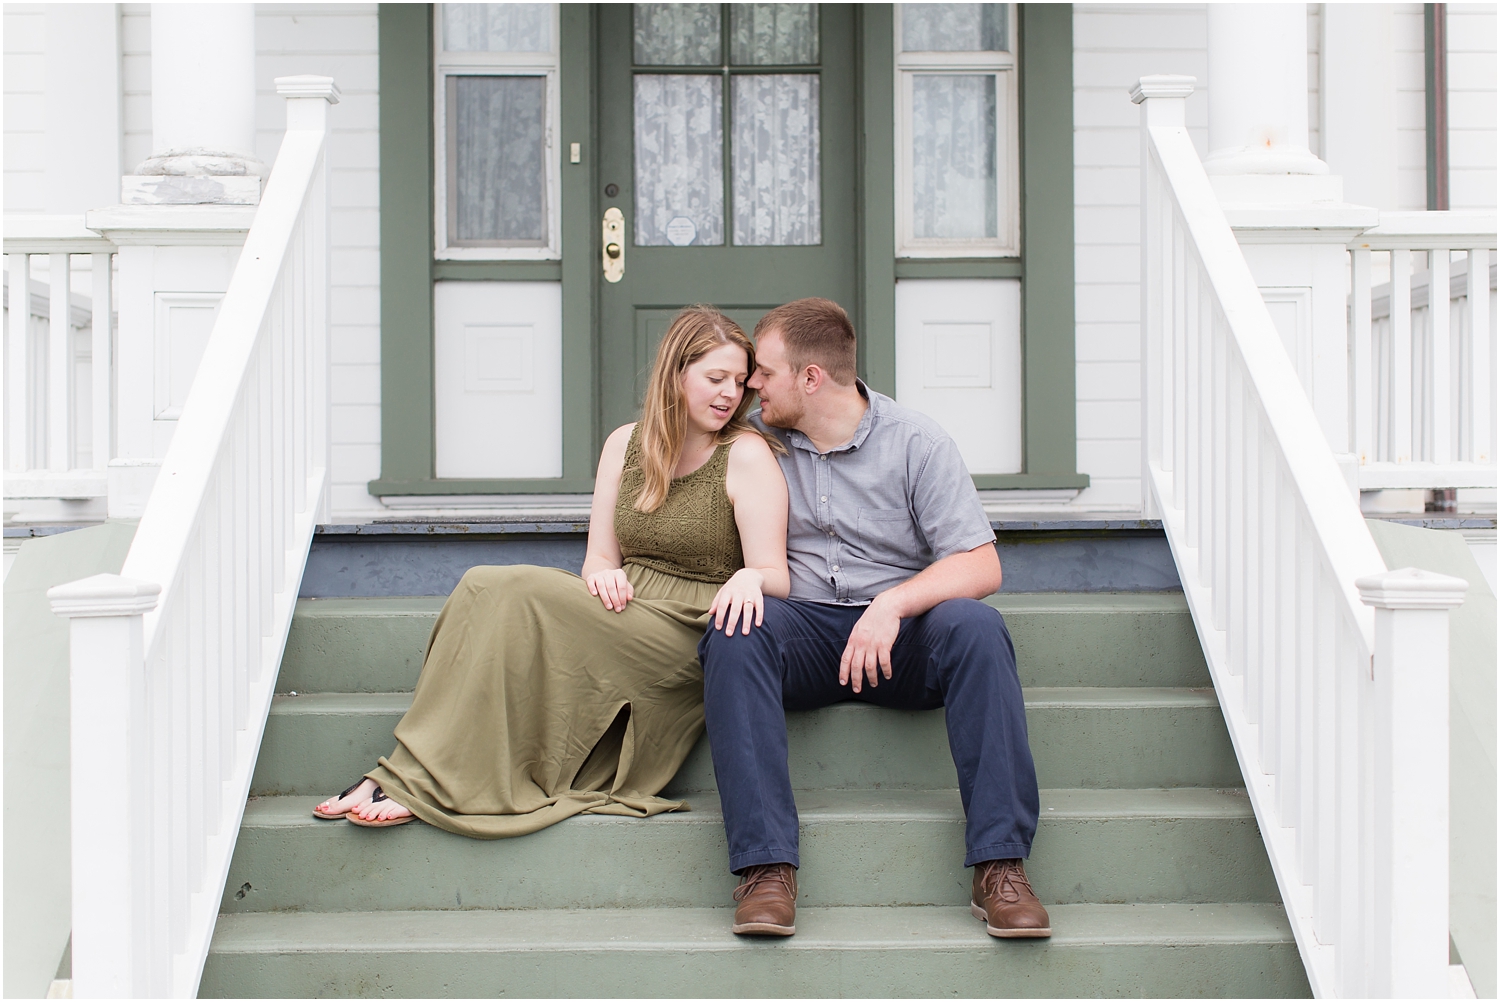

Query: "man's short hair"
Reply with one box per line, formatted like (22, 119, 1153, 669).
(754, 297, 858, 385)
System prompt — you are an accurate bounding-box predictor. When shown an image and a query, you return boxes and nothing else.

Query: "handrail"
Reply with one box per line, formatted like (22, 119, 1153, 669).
(47, 75, 338, 999)
(1134, 76, 1469, 998)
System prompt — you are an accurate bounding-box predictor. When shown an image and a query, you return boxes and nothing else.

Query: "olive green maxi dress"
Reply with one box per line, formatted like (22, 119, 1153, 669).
(364, 429, 743, 838)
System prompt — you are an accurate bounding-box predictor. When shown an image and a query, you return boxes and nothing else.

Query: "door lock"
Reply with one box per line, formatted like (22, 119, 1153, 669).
(602, 207, 624, 283)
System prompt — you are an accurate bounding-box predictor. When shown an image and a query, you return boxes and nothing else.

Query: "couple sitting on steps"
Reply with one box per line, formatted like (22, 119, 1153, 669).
(314, 297, 1049, 939)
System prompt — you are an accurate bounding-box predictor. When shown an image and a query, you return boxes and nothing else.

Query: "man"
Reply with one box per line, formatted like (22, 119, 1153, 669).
(698, 298, 1048, 940)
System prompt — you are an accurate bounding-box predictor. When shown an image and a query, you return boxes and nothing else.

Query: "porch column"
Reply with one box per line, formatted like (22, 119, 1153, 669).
(123, 4, 265, 205)
(1204, 3, 1326, 177)
(1203, 3, 1378, 477)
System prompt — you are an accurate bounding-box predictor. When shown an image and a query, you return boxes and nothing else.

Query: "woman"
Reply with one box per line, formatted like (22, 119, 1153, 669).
(313, 307, 789, 836)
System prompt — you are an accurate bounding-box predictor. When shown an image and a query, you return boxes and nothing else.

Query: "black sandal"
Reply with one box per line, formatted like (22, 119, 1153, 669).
(346, 786, 417, 827)
(312, 778, 371, 820)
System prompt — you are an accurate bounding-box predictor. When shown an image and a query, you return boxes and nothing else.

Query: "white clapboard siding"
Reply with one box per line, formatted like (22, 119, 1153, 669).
(4, 4, 47, 216)
(1447, 3, 1498, 211)
(117, 4, 383, 521)
(1072, 4, 1208, 509)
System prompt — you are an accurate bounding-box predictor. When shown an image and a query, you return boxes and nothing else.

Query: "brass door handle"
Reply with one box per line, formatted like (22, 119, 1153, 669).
(602, 207, 624, 283)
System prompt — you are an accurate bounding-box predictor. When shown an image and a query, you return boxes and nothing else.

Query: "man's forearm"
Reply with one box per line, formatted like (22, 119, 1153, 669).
(873, 544, 1002, 620)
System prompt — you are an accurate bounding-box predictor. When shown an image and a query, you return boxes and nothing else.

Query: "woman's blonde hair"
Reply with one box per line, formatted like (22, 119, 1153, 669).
(634, 306, 760, 513)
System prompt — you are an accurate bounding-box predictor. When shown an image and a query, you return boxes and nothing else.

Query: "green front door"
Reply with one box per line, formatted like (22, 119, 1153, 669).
(595, 3, 859, 435)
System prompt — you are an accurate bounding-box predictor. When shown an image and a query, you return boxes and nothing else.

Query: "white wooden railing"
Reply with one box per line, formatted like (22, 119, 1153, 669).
(1350, 213, 1497, 489)
(46, 76, 338, 999)
(1134, 77, 1470, 998)
(3, 219, 117, 501)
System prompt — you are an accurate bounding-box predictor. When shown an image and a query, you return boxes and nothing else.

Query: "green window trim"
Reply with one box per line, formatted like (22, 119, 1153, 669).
(374, 3, 1082, 499)
(374, 3, 597, 498)
(857, 4, 1082, 493)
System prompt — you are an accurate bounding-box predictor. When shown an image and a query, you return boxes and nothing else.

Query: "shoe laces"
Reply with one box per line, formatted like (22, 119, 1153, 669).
(733, 864, 795, 902)
(980, 859, 1034, 904)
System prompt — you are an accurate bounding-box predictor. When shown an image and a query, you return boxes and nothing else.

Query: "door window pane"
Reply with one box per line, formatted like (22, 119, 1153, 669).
(634, 74, 724, 246)
(633, 4, 722, 65)
(911, 75, 996, 240)
(730, 4, 819, 65)
(732, 74, 821, 246)
(448, 76, 548, 245)
(444, 4, 552, 53)
(901, 4, 1007, 52)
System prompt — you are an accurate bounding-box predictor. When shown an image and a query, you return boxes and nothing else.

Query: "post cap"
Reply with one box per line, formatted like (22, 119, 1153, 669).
(275, 75, 341, 105)
(1131, 75, 1197, 105)
(49, 574, 161, 618)
(1355, 567, 1469, 610)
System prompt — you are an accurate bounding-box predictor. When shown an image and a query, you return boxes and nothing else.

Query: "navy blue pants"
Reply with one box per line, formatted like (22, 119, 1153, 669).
(698, 596, 1039, 873)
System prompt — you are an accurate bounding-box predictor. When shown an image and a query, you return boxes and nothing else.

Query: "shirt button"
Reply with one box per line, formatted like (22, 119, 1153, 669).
(827, 530, 835, 537)
(820, 496, 827, 503)
(832, 565, 841, 573)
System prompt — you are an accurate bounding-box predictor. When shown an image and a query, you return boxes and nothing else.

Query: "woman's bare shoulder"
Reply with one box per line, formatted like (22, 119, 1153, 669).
(601, 422, 637, 456)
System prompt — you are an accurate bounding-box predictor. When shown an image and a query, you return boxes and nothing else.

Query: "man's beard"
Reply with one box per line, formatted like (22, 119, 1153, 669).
(759, 396, 804, 429)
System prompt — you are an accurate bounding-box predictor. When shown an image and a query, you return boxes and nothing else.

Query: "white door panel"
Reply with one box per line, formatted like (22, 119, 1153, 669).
(434, 280, 562, 478)
(894, 278, 1022, 475)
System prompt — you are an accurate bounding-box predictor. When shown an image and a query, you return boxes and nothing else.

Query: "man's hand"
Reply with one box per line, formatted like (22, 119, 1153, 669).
(839, 595, 901, 693)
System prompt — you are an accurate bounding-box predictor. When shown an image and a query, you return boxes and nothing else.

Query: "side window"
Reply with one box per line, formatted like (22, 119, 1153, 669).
(894, 3, 1019, 258)
(434, 3, 561, 260)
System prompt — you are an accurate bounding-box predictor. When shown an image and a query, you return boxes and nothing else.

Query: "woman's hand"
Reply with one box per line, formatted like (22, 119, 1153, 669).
(587, 568, 635, 612)
(709, 568, 767, 635)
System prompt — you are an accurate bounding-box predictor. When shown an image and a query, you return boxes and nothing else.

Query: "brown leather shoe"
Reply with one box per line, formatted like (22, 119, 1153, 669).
(731, 863, 797, 936)
(970, 858, 1051, 938)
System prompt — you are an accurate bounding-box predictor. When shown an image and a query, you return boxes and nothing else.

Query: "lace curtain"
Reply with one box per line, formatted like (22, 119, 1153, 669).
(443, 3, 552, 53)
(451, 75, 547, 244)
(634, 4, 721, 65)
(901, 3, 1007, 52)
(732, 74, 821, 246)
(910, 74, 997, 240)
(634, 75, 725, 246)
(731, 4, 819, 65)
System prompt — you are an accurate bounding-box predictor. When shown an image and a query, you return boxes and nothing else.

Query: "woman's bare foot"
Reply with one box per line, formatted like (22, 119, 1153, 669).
(313, 778, 376, 819)
(350, 791, 414, 825)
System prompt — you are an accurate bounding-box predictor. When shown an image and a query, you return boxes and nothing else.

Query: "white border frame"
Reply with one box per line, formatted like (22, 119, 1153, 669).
(434, 3, 562, 261)
(894, 3, 1019, 258)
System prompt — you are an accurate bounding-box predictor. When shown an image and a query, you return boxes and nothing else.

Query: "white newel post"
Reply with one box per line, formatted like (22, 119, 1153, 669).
(1204, 4, 1378, 479)
(47, 574, 161, 1000)
(1357, 568, 1468, 999)
(1131, 76, 1196, 518)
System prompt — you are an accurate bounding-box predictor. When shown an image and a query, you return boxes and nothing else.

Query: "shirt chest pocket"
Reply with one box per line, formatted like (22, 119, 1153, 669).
(854, 507, 925, 566)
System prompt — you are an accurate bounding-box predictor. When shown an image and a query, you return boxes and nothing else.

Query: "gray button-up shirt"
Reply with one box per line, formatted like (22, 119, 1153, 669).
(750, 383, 996, 605)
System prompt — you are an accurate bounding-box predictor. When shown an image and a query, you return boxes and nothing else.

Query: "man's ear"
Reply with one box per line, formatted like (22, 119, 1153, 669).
(801, 364, 826, 394)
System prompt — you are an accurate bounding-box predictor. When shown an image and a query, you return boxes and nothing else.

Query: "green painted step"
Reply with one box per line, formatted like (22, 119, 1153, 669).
(249, 689, 1241, 797)
(275, 593, 1210, 695)
(221, 788, 1276, 915)
(200, 903, 1311, 998)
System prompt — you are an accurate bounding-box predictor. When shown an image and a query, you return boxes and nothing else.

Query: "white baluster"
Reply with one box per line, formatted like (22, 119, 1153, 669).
(1351, 248, 1373, 465)
(1469, 248, 1491, 464)
(48, 574, 161, 999)
(1391, 249, 1413, 464)
(7, 253, 30, 470)
(1429, 250, 1452, 464)
(1312, 569, 1338, 943)
(1357, 568, 1467, 998)
(91, 252, 113, 471)
(48, 252, 73, 470)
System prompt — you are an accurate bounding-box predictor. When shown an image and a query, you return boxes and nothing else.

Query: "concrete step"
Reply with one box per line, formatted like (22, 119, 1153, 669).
(275, 593, 1210, 695)
(200, 903, 1311, 998)
(221, 788, 1276, 915)
(249, 688, 1240, 797)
